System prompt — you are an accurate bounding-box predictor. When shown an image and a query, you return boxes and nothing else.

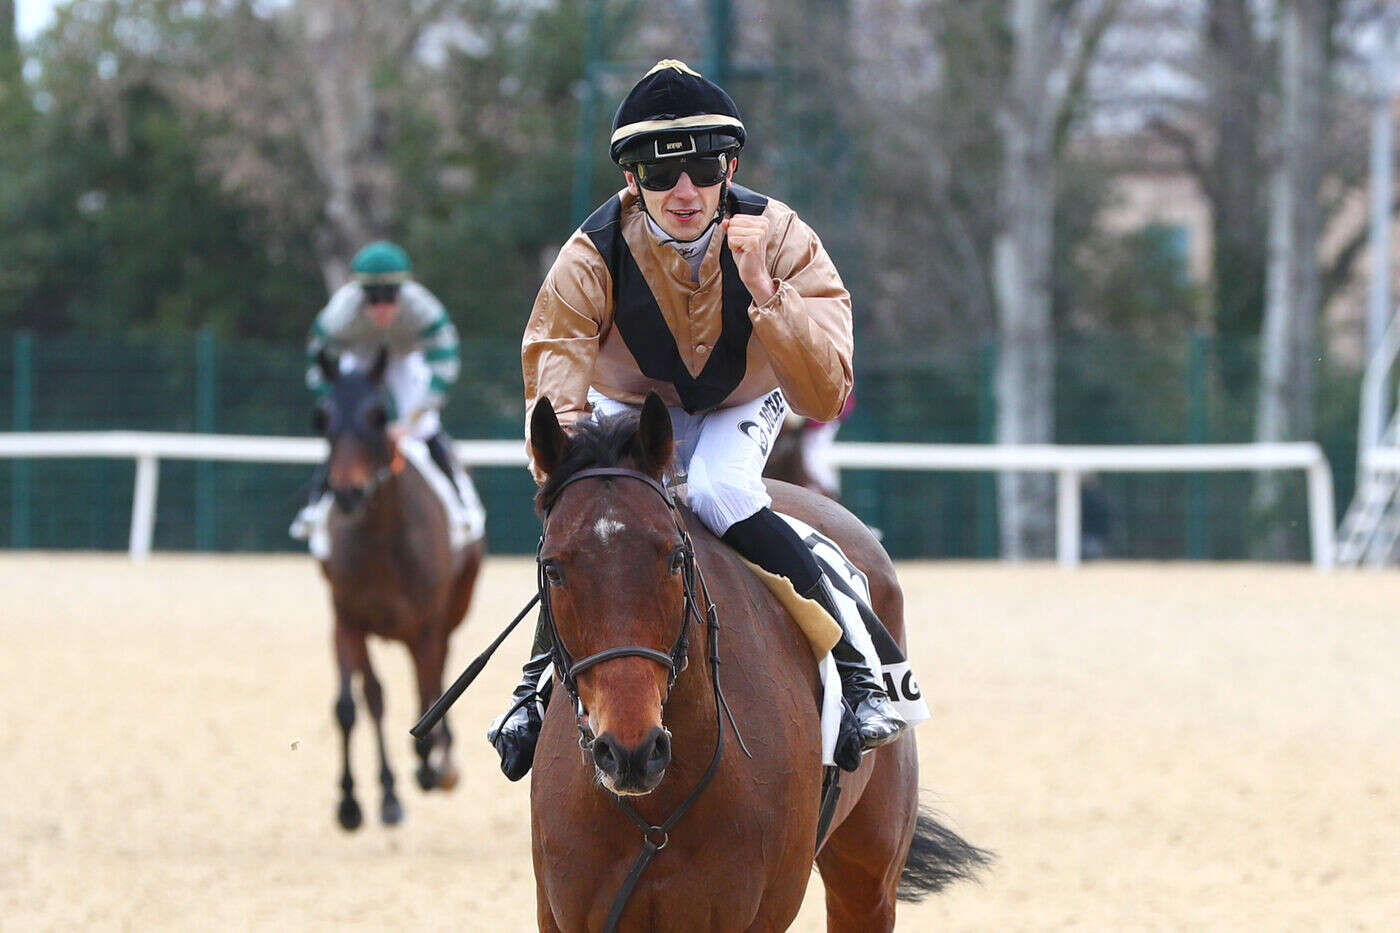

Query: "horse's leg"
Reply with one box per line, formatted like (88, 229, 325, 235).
(411, 630, 458, 791)
(535, 882, 562, 933)
(815, 749, 919, 933)
(333, 623, 364, 831)
(360, 646, 403, 826)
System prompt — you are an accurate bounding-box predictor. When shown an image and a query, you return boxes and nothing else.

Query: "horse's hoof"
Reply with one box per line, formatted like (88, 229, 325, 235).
(381, 794, 404, 826)
(338, 797, 363, 831)
(436, 766, 459, 792)
(415, 763, 437, 791)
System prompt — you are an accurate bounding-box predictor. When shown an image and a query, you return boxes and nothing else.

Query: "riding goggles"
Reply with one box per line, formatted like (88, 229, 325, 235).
(633, 154, 728, 191)
(363, 283, 400, 304)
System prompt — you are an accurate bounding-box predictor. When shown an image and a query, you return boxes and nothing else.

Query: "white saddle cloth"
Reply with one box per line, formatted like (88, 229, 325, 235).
(775, 513, 932, 767)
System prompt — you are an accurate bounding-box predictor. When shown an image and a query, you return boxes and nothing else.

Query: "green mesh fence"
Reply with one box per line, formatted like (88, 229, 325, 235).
(0, 329, 1360, 560)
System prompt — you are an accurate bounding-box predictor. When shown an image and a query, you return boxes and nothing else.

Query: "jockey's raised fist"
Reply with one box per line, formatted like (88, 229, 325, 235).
(722, 215, 775, 304)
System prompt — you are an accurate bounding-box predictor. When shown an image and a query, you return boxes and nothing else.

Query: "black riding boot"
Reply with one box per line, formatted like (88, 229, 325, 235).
(486, 614, 553, 781)
(426, 431, 463, 501)
(803, 576, 907, 750)
(722, 508, 907, 767)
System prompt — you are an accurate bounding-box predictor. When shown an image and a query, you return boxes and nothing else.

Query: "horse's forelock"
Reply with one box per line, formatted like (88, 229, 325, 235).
(535, 412, 643, 514)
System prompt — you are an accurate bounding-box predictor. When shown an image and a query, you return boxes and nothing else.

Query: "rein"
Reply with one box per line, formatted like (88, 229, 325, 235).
(539, 467, 749, 932)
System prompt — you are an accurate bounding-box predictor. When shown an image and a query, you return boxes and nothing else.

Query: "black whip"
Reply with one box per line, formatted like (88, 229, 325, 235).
(410, 591, 541, 740)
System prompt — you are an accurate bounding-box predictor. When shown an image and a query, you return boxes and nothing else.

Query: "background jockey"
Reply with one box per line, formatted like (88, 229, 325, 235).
(487, 60, 907, 781)
(292, 240, 465, 536)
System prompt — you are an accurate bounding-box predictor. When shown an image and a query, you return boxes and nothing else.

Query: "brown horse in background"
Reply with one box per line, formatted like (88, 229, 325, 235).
(313, 351, 484, 829)
(527, 394, 985, 931)
(762, 416, 822, 495)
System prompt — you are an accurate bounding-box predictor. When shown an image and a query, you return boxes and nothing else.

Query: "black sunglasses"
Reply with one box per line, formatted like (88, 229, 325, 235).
(363, 283, 400, 304)
(634, 155, 728, 191)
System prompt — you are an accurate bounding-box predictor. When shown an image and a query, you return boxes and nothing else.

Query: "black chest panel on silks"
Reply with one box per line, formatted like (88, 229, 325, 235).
(582, 184, 770, 414)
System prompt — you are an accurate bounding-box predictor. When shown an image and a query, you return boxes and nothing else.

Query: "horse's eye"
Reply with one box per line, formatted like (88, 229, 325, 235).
(312, 406, 330, 435)
(669, 547, 687, 575)
(543, 561, 565, 586)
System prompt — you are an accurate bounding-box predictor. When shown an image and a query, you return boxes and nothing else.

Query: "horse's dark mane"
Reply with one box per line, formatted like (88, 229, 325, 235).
(536, 411, 650, 514)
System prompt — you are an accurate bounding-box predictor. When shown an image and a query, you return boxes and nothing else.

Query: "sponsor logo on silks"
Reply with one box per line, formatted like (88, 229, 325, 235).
(738, 390, 787, 453)
(757, 390, 785, 433)
(738, 420, 769, 455)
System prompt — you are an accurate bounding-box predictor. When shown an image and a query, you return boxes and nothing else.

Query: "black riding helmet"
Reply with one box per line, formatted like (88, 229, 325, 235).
(610, 61, 747, 240)
(610, 60, 746, 167)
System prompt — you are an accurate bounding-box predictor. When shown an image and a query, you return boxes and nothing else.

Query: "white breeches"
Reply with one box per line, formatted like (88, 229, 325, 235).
(340, 350, 440, 439)
(587, 388, 789, 536)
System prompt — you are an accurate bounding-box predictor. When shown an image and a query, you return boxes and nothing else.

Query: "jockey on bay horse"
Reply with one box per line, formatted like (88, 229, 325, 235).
(292, 240, 473, 536)
(488, 60, 908, 780)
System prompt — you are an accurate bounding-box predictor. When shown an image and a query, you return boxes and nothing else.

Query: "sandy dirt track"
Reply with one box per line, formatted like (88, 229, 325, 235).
(1, 553, 1397, 931)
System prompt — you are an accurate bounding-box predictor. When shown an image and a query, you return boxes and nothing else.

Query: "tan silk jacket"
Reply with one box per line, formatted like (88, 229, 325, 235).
(522, 187, 853, 479)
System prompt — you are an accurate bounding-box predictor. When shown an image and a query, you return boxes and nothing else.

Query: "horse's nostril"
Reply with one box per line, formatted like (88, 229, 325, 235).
(592, 737, 620, 777)
(645, 729, 671, 777)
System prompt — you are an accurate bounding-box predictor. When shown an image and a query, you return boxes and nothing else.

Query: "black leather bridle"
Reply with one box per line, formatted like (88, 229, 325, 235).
(538, 467, 696, 729)
(538, 466, 749, 932)
(411, 465, 751, 933)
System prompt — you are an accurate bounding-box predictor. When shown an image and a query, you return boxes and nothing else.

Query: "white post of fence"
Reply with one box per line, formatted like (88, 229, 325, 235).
(1056, 468, 1081, 568)
(129, 454, 159, 562)
(1306, 458, 1337, 570)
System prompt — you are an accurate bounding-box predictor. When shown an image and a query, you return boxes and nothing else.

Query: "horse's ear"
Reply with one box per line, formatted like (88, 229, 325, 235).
(368, 346, 389, 383)
(633, 392, 673, 479)
(317, 350, 339, 384)
(530, 397, 569, 477)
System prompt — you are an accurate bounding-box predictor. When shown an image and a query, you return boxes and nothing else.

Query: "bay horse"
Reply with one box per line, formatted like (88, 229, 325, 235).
(527, 394, 986, 931)
(313, 350, 484, 830)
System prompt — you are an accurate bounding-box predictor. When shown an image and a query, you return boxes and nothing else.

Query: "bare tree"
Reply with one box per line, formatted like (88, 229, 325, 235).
(1255, 0, 1331, 555)
(995, 0, 1123, 558)
(187, 0, 454, 289)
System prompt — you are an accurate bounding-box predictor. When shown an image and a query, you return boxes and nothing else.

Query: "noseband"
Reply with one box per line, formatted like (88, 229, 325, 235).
(538, 467, 699, 728)
(329, 434, 405, 512)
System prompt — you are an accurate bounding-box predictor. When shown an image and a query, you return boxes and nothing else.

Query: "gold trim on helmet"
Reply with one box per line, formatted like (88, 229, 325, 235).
(610, 113, 746, 147)
(646, 59, 701, 77)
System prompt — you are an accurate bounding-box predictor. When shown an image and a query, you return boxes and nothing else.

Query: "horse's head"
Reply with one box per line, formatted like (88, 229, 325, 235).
(313, 348, 399, 513)
(532, 393, 692, 796)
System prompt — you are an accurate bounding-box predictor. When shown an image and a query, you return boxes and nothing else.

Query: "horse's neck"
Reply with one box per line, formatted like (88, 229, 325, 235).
(361, 474, 406, 533)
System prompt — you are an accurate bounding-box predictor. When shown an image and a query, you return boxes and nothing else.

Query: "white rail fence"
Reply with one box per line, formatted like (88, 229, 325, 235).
(0, 432, 1336, 568)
